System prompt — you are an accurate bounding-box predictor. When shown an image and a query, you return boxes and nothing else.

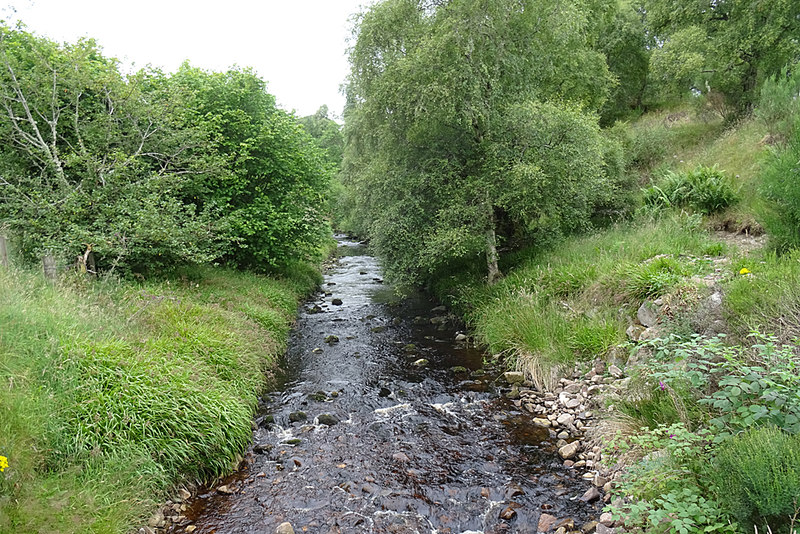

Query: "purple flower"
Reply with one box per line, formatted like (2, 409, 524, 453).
(669, 434, 676, 439)
(659, 381, 666, 391)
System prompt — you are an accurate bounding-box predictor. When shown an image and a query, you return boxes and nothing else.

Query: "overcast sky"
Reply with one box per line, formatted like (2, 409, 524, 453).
(4, 0, 374, 119)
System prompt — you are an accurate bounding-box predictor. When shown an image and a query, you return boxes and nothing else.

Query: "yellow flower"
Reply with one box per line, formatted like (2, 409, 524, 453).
(0, 455, 8, 472)
(739, 268, 751, 275)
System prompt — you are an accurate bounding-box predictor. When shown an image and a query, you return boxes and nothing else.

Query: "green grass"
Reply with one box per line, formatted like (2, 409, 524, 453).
(725, 249, 800, 341)
(0, 264, 319, 533)
(433, 216, 725, 388)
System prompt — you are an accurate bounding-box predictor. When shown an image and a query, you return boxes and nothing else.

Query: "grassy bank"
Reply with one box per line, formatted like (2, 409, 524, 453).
(0, 263, 320, 533)
(431, 108, 800, 531)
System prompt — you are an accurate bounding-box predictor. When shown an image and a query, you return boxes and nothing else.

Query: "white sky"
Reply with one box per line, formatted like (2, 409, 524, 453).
(4, 0, 374, 120)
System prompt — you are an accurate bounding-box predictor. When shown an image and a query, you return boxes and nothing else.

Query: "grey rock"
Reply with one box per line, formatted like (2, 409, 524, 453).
(455, 333, 468, 342)
(638, 326, 664, 342)
(609, 364, 624, 379)
(412, 358, 429, 367)
(599, 512, 615, 527)
(289, 411, 307, 423)
(580, 486, 601, 502)
(331, 298, 343, 305)
(147, 511, 164, 528)
(637, 300, 659, 327)
(596, 523, 615, 534)
(556, 413, 575, 426)
(626, 324, 646, 341)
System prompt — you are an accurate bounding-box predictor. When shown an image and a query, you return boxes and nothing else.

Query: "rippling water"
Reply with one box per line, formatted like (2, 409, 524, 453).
(176, 237, 600, 533)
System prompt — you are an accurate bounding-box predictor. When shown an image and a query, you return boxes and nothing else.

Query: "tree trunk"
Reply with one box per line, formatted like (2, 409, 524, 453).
(485, 209, 502, 285)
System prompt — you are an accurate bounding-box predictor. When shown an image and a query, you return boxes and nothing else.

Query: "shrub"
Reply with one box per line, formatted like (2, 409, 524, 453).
(710, 425, 800, 532)
(760, 132, 800, 252)
(643, 165, 739, 215)
(756, 65, 800, 141)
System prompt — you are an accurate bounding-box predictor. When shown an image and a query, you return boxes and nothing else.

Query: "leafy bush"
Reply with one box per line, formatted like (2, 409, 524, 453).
(760, 129, 800, 252)
(606, 423, 735, 534)
(756, 65, 800, 141)
(711, 425, 800, 532)
(643, 165, 739, 215)
(636, 334, 800, 440)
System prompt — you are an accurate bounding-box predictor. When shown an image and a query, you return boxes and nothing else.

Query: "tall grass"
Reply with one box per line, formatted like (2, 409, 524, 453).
(0, 264, 318, 533)
(435, 216, 724, 388)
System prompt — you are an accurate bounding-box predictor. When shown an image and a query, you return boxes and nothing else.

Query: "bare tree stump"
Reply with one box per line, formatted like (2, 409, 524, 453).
(43, 254, 57, 280)
(0, 235, 7, 268)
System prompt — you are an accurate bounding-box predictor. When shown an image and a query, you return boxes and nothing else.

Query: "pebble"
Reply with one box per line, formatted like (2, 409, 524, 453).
(276, 522, 295, 534)
(558, 441, 580, 460)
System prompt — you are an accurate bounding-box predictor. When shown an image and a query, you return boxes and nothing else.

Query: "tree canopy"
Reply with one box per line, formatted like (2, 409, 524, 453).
(643, 0, 800, 116)
(342, 0, 626, 284)
(0, 24, 331, 274)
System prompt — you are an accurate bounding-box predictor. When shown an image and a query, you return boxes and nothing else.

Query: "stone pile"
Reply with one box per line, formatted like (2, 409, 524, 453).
(502, 358, 633, 532)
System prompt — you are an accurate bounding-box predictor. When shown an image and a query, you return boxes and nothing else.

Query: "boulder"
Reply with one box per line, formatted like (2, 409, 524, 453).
(637, 301, 659, 327)
(317, 414, 339, 426)
(580, 487, 601, 502)
(625, 324, 646, 341)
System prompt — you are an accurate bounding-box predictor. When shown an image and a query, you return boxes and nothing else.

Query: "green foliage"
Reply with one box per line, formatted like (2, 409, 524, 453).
(343, 0, 622, 284)
(431, 217, 722, 387)
(710, 426, 800, 531)
(756, 65, 800, 140)
(606, 424, 735, 534)
(643, 0, 800, 117)
(635, 334, 800, 440)
(0, 265, 317, 532)
(643, 166, 739, 215)
(760, 105, 800, 252)
(0, 25, 331, 275)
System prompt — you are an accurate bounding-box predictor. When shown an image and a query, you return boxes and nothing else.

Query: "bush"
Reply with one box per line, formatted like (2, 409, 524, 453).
(756, 65, 800, 141)
(761, 133, 800, 252)
(643, 165, 739, 215)
(711, 425, 800, 532)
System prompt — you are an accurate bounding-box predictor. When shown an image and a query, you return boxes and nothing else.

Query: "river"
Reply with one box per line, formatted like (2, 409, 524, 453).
(174, 237, 601, 533)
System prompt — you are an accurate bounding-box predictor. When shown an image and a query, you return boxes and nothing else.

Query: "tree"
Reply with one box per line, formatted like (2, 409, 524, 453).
(0, 25, 331, 275)
(170, 65, 331, 270)
(0, 24, 221, 272)
(643, 0, 800, 116)
(343, 0, 622, 284)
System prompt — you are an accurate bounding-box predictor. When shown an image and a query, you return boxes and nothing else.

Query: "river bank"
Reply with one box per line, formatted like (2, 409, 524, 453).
(0, 263, 321, 534)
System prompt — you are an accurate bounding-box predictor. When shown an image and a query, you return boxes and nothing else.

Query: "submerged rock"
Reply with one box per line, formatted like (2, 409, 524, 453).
(289, 411, 307, 423)
(317, 414, 339, 426)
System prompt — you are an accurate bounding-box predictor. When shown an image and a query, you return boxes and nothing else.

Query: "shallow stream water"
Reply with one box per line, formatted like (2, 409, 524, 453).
(175, 237, 600, 533)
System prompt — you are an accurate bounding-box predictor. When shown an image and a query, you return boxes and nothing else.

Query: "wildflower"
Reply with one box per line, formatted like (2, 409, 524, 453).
(659, 381, 666, 391)
(669, 434, 676, 439)
(0, 455, 8, 472)
(739, 267, 751, 275)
